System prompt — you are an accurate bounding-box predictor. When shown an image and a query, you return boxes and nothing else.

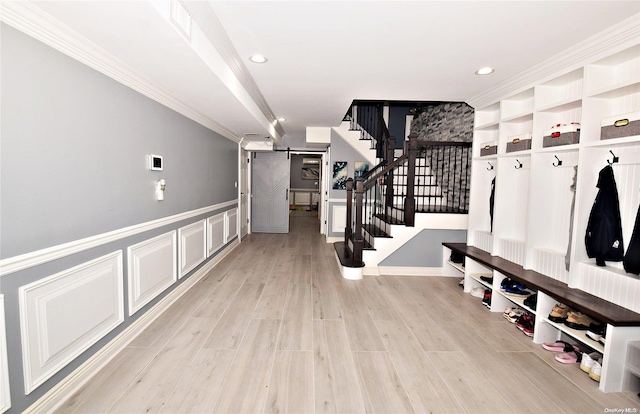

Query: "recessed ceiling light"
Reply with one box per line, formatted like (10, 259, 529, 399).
(278, 117, 286, 122)
(475, 67, 495, 75)
(249, 54, 268, 64)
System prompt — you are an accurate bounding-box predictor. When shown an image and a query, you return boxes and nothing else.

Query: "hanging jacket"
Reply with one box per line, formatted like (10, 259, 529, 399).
(624, 203, 640, 275)
(585, 165, 624, 266)
(489, 177, 495, 233)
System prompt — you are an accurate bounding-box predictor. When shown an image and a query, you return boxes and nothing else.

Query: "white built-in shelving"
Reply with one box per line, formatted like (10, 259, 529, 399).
(466, 40, 640, 394)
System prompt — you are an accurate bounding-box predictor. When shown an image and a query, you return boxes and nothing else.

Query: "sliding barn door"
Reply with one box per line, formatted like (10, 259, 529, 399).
(251, 152, 290, 233)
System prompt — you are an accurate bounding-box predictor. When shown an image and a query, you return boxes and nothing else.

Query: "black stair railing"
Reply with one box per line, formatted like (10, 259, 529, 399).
(347, 102, 390, 160)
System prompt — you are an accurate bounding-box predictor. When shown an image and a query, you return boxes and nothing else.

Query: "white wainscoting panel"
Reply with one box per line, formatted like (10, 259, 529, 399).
(19, 251, 124, 394)
(499, 239, 525, 266)
(533, 248, 569, 283)
(207, 212, 226, 257)
(225, 208, 238, 243)
(332, 205, 346, 234)
(127, 231, 177, 316)
(578, 262, 640, 314)
(178, 220, 207, 279)
(0, 296, 10, 413)
(473, 230, 493, 254)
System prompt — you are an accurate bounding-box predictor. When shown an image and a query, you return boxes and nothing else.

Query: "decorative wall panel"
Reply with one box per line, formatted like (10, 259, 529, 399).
(127, 231, 177, 316)
(178, 220, 207, 279)
(207, 213, 225, 257)
(19, 251, 124, 394)
(332, 205, 346, 234)
(225, 208, 238, 243)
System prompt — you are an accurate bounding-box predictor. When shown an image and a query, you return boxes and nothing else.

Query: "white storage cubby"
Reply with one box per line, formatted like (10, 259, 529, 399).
(466, 34, 640, 393)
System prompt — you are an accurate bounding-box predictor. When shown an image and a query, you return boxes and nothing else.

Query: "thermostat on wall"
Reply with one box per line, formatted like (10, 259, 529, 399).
(148, 154, 163, 171)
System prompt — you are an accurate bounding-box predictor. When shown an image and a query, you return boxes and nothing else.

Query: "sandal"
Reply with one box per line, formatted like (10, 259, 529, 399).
(555, 349, 582, 364)
(541, 340, 579, 352)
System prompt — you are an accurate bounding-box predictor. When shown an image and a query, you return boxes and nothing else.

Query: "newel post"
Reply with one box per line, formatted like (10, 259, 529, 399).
(353, 177, 364, 264)
(404, 133, 418, 226)
(345, 178, 353, 245)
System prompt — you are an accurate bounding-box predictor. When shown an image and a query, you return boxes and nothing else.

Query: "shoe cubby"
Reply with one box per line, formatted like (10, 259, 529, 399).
(624, 341, 640, 393)
(466, 35, 640, 393)
(492, 271, 536, 316)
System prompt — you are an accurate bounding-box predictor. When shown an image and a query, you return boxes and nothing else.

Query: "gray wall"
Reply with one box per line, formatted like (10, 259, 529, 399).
(380, 229, 467, 267)
(1, 24, 238, 413)
(1, 24, 238, 259)
(290, 154, 320, 190)
(328, 129, 374, 238)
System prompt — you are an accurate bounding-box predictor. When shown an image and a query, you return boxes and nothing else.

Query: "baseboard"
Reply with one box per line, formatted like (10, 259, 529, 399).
(325, 236, 343, 243)
(23, 239, 239, 414)
(377, 266, 445, 276)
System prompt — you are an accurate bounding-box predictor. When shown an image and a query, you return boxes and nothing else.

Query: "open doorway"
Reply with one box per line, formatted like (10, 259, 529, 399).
(289, 154, 322, 230)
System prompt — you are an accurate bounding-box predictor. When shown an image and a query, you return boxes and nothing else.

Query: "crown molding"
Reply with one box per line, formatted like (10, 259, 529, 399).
(467, 13, 640, 109)
(0, 0, 242, 143)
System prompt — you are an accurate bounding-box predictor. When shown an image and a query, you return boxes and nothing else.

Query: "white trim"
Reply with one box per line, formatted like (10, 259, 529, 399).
(23, 239, 240, 414)
(0, 296, 10, 414)
(19, 251, 124, 394)
(467, 14, 640, 109)
(127, 231, 177, 316)
(0, 200, 236, 278)
(325, 236, 343, 244)
(334, 251, 363, 281)
(0, 1, 241, 143)
(178, 220, 207, 279)
(377, 266, 445, 277)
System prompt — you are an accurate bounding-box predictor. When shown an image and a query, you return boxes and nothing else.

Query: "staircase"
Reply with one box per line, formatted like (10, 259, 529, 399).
(334, 103, 471, 279)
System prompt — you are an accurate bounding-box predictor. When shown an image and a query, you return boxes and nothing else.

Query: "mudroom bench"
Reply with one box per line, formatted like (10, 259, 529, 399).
(443, 242, 640, 393)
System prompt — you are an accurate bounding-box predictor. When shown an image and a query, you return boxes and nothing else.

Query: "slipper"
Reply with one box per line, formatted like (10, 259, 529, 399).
(555, 349, 582, 364)
(541, 340, 579, 352)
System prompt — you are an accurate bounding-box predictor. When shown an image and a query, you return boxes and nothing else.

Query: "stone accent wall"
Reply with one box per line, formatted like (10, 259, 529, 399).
(411, 102, 474, 211)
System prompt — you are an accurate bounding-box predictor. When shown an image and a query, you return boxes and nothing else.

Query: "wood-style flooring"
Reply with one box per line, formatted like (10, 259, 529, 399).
(55, 212, 640, 413)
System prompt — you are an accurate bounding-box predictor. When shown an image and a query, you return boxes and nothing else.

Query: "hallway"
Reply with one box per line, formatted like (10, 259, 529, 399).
(54, 214, 638, 413)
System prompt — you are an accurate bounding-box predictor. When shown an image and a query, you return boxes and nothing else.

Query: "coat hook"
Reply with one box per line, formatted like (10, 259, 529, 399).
(553, 155, 563, 167)
(487, 162, 494, 170)
(515, 159, 523, 169)
(608, 150, 619, 165)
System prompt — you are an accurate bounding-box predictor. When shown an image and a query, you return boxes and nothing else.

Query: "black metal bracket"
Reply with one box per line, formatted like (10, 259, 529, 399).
(553, 155, 563, 167)
(608, 150, 619, 165)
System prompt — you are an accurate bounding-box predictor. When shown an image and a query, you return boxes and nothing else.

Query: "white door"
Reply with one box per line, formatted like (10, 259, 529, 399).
(252, 152, 290, 233)
(240, 149, 249, 238)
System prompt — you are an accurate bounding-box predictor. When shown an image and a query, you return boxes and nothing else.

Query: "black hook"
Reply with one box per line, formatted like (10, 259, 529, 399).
(515, 159, 523, 169)
(553, 155, 563, 167)
(607, 150, 619, 165)
(487, 162, 494, 171)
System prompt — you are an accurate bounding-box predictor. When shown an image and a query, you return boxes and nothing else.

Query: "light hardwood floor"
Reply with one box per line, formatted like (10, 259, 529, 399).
(55, 212, 640, 413)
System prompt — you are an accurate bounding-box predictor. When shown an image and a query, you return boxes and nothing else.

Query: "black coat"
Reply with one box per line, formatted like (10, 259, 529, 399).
(624, 204, 640, 275)
(585, 165, 624, 266)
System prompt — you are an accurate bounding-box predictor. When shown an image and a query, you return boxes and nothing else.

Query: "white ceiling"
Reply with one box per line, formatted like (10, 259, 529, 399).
(9, 1, 640, 149)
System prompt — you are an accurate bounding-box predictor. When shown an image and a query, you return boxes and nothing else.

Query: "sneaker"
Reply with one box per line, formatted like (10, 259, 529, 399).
(586, 323, 606, 343)
(470, 287, 484, 298)
(523, 293, 538, 310)
(482, 290, 492, 308)
(589, 361, 602, 382)
(458, 278, 464, 288)
(507, 308, 525, 323)
(516, 313, 535, 336)
(580, 352, 602, 374)
(548, 303, 570, 323)
(564, 311, 595, 330)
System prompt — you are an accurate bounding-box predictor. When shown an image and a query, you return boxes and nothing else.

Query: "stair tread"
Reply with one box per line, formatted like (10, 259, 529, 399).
(373, 213, 405, 225)
(334, 242, 364, 268)
(362, 223, 392, 238)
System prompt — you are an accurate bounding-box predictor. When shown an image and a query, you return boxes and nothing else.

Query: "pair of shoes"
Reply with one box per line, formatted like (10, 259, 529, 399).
(586, 323, 607, 344)
(480, 274, 493, 284)
(515, 313, 534, 336)
(501, 278, 530, 296)
(470, 287, 484, 298)
(555, 348, 582, 364)
(523, 293, 537, 310)
(565, 311, 596, 330)
(580, 352, 603, 382)
(458, 278, 464, 288)
(542, 340, 579, 353)
(482, 290, 492, 308)
(503, 307, 525, 323)
(548, 303, 571, 322)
